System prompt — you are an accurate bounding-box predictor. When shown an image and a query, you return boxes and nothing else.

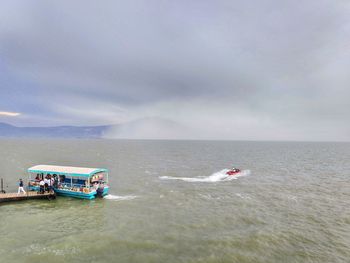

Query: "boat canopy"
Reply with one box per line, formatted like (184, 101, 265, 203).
(27, 165, 108, 178)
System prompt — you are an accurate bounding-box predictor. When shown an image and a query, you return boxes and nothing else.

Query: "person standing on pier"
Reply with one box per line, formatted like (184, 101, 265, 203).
(17, 179, 26, 195)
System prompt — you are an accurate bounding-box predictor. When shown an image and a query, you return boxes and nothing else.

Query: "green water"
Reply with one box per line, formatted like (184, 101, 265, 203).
(0, 139, 349, 262)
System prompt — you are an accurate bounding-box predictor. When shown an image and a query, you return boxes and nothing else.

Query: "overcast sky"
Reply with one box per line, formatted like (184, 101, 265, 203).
(0, 0, 349, 141)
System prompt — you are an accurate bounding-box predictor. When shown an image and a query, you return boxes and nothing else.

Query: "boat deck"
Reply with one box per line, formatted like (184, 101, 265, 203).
(0, 191, 56, 203)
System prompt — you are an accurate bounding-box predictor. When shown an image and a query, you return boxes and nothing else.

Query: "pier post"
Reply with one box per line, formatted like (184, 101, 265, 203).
(0, 178, 5, 194)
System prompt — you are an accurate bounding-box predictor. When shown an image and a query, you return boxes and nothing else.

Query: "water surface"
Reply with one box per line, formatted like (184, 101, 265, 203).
(0, 139, 349, 263)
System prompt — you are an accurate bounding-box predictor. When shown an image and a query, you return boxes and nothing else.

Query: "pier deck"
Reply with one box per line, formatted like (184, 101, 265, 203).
(0, 191, 56, 203)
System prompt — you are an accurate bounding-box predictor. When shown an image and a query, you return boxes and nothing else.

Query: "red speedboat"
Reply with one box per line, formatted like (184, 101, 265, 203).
(226, 168, 241, 176)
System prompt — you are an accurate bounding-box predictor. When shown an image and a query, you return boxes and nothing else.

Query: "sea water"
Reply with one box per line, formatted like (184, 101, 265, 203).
(0, 139, 349, 263)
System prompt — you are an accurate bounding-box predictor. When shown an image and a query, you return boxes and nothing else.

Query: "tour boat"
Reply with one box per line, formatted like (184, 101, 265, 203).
(27, 165, 109, 199)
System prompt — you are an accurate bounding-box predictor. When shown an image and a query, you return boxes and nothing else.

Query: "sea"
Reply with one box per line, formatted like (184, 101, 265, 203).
(0, 139, 349, 263)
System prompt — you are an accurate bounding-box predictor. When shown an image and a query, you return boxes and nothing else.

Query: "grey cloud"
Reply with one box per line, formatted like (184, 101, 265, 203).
(0, 0, 349, 140)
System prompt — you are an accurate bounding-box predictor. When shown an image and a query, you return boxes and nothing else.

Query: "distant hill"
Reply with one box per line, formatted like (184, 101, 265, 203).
(0, 122, 109, 138)
(0, 118, 189, 139)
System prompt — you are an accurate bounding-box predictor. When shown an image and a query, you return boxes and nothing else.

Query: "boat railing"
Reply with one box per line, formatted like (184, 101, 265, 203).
(28, 179, 39, 186)
(28, 180, 99, 193)
(57, 183, 95, 193)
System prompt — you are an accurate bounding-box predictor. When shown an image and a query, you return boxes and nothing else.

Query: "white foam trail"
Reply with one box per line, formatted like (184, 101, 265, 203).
(159, 169, 251, 183)
(235, 193, 251, 199)
(104, 194, 138, 201)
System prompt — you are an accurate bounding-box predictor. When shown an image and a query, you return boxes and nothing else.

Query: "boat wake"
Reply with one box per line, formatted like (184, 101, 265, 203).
(103, 194, 138, 201)
(159, 169, 250, 183)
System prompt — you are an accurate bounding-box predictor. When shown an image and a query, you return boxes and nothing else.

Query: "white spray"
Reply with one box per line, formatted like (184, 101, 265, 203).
(159, 169, 250, 183)
(104, 194, 138, 201)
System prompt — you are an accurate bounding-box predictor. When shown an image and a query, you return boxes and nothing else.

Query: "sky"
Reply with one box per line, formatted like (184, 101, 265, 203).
(0, 0, 349, 141)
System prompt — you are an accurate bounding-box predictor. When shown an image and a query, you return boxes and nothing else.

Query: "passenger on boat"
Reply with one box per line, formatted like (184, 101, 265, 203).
(57, 175, 63, 187)
(39, 180, 45, 194)
(50, 177, 54, 192)
(44, 176, 50, 192)
(93, 181, 99, 190)
(96, 181, 105, 197)
(35, 174, 40, 181)
(53, 175, 59, 188)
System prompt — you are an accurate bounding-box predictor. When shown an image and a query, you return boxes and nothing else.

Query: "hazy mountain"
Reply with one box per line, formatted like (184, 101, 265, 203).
(0, 122, 108, 138)
(0, 118, 188, 139)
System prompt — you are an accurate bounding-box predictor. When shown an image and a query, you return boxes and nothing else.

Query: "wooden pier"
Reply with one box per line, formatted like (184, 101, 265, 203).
(0, 191, 56, 203)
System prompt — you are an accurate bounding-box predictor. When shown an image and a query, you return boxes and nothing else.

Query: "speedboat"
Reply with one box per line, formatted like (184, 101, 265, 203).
(226, 167, 241, 176)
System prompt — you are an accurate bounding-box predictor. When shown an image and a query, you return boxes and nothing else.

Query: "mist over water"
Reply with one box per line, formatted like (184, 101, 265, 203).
(0, 139, 349, 263)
